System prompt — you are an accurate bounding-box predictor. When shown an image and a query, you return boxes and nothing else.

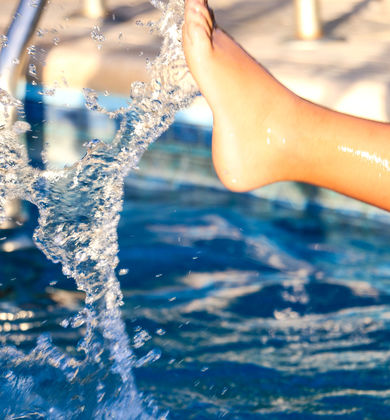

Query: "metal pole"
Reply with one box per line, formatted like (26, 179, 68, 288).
(82, 0, 108, 19)
(0, 0, 47, 228)
(0, 0, 47, 96)
(294, 0, 322, 41)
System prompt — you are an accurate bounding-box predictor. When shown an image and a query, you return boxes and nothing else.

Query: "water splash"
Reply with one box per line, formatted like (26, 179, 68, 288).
(90, 25, 105, 51)
(0, 0, 197, 417)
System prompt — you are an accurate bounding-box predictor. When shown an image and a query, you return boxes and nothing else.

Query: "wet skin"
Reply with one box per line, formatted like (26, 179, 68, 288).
(182, 0, 390, 211)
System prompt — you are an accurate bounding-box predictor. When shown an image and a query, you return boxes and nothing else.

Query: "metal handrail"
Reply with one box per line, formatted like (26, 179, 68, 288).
(0, 0, 47, 97)
(82, 0, 108, 19)
(294, 0, 322, 41)
(0, 0, 47, 229)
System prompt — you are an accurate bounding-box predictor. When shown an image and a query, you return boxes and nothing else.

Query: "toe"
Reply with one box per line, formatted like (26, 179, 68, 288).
(184, 7, 212, 44)
(183, 19, 210, 49)
(185, 0, 214, 32)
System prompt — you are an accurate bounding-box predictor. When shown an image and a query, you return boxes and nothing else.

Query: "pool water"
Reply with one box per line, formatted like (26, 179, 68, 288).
(1, 182, 390, 418)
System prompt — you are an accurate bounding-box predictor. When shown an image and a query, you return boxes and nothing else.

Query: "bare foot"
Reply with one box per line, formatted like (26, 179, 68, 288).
(182, 0, 300, 191)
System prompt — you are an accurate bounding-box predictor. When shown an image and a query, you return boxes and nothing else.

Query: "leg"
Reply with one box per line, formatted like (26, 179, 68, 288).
(182, 0, 390, 211)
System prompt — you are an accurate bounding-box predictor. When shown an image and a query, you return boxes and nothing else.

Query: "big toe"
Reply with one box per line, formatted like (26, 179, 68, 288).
(183, 0, 213, 52)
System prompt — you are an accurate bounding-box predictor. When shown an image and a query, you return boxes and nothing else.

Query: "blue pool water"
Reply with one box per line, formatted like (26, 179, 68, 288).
(1, 177, 390, 418)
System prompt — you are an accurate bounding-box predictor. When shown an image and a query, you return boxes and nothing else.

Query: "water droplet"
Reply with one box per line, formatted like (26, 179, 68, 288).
(45, 87, 55, 96)
(12, 121, 30, 134)
(28, 63, 37, 77)
(29, 0, 40, 8)
(133, 329, 151, 348)
(60, 319, 70, 328)
(135, 348, 161, 368)
(90, 25, 105, 49)
(27, 45, 36, 55)
(0, 35, 8, 48)
(85, 138, 101, 149)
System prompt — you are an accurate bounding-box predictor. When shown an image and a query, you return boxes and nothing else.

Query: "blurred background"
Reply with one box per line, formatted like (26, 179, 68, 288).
(2, 0, 390, 119)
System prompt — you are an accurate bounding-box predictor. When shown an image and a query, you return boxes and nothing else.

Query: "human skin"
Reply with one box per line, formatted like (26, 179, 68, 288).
(182, 0, 390, 211)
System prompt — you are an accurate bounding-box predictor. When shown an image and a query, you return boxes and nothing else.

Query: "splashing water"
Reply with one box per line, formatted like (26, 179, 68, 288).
(0, 0, 197, 418)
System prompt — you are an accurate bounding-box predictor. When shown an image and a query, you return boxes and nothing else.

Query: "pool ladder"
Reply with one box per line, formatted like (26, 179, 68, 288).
(0, 0, 47, 127)
(0, 0, 47, 229)
(83, 0, 108, 19)
(294, 0, 322, 41)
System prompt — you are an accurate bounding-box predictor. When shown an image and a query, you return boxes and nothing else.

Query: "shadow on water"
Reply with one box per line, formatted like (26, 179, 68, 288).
(228, 281, 390, 318)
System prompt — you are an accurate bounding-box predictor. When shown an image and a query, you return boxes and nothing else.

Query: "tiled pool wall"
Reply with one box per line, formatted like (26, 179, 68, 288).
(22, 83, 390, 222)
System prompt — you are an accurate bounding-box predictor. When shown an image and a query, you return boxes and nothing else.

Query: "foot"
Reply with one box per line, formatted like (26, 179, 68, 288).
(182, 0, 300, 191)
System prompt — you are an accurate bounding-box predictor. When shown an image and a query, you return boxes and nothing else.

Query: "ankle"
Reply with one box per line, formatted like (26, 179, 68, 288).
(274, 93, 310, 183)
